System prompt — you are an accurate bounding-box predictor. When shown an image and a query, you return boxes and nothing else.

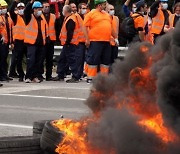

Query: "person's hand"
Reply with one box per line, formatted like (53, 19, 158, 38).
(65, 0, 69, 5)
(56, 12, 60, 18)
(14, 0, 20, 3)
(114, 38, 119, 46)
(30, 0, 35, 4)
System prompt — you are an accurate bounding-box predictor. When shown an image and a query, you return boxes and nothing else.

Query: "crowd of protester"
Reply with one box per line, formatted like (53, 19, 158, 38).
(0, 0, 179, 86)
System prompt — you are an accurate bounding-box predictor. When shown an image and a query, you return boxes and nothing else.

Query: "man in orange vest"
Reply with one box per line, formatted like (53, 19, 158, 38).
(83, 0, 118, 83)
(0, 0, 13, 81)
(106, 4, 119, 65)
(150, 0, 171, 44)
(77, 3, 88, 78)
(131, 0, 145, 42)
(9, 0, 27, 82)
(24, 0, 47, 83)
(42, 1, 57, 81)
(53, 5, 80, 83)
(164, 2, 180, 32)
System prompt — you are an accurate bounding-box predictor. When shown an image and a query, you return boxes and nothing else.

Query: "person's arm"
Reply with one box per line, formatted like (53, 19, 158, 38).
(122, 5, 131, 17)
(123, 0, 132, 17)
(139, 31, 145, 41)
(24, 0, 34, 25)
(9, 0, 18, 24)
(64, 0, 69, 5)
(65, 19, 75, 45)
(150, 0, 160, 18)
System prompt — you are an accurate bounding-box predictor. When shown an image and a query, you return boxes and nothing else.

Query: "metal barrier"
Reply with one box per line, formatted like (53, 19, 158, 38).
(54, 46, 128, 57)
(9, 46, 128, 57)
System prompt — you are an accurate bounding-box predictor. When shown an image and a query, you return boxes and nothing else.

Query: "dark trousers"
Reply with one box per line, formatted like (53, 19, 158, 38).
(0, 43, 9, 79)
(44, 42, 54, 79)
(9, 49, 17, 75)
(57, 44, 80, 79)
(26, 44, 45, 80)
(76, 43, 86, 77)
(87, 41, 111, 66)
(14, 40, 27, 78)
(111, 45, 118, 64)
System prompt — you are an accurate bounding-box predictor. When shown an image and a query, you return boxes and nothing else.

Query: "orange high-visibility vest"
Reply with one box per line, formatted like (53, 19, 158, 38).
(48, 13, 56, 41)
(60, 14, 79, 45)
(83, 9, 112, 42)
(24, 15, 47, 45)
(151, 9, 171, 34)
(110, 15, 119, 46)
(12, 15, 25, 41)
(0, 15, 13, 44)
(151, 9, 164, 34)
(169, 14, 176, 28)
(75, 13, 86, 43)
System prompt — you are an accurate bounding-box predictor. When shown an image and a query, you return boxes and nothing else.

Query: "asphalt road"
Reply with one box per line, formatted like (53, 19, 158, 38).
(0, 78, 91, 137)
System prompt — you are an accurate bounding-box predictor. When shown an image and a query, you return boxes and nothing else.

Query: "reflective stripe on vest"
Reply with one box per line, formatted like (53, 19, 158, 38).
(12, 15, 25, 41)
(24, 15, 47, 45)
(48, 13, 56, 41)
(169, 14, 175, 28)
(151, 9, 165, 34)
(60, 14, 79, 45)
(110, 15, 119, 46)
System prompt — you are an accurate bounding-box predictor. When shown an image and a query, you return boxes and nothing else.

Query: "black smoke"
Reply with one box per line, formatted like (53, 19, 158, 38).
(84, 21, 180, 153)
(156, 21, 180, 135)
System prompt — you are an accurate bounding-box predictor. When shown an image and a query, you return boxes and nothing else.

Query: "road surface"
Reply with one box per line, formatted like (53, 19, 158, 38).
(0, 78, 91, 137)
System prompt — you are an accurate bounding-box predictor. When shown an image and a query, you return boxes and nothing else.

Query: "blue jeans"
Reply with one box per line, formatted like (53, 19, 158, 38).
(25, 45, 45, 80)
(76, 43, 86, 77)
(57, 44, 80, 79)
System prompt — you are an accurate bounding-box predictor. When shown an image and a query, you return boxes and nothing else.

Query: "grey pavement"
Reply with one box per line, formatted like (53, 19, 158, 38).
(0, 78, 91, 137)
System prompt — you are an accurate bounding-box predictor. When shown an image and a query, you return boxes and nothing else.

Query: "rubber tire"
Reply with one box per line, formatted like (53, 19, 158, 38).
(0, 136, 42, 153)
(33, 120, 51, 136)
(40, 121, 64, 154)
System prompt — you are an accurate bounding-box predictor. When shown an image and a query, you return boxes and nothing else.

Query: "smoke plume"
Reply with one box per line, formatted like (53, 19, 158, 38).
(84, 21, 180, 153)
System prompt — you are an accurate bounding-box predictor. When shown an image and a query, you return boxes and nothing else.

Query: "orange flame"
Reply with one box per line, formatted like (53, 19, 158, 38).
(52, 47, 178, 153)
(138, 113, 177, 143)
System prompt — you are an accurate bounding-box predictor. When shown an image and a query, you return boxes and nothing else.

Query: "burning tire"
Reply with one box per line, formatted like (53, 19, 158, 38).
(40, 121, 64, 154)
(33, 120, 51, 136)
(0, 136, 42, 153)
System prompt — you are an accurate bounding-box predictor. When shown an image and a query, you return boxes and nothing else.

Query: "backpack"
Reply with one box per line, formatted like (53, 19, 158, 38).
(121, 14, 142, 39)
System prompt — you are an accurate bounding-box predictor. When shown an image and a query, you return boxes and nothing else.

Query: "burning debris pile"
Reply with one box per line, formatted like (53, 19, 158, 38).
(53, 22, 180, 154)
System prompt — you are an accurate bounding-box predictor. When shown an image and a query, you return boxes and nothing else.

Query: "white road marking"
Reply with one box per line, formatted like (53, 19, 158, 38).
(0, 123, 32, 129)
(0, 105, 88, 113)
(0, 93, 86, 101)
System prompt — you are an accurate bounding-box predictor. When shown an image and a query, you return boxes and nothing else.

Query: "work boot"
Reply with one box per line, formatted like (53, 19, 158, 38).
(52, 76, 64, 81)
(46, 77, 53, 81)
(66, 78, 79, 83)
(25, 78, 31, 83)
(86, 79, 92, 84)
(6, 76, 13, 81)
(19, 77, 24, 82)
(9, 73, 19, 78)
(32, 78, 41, 83)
